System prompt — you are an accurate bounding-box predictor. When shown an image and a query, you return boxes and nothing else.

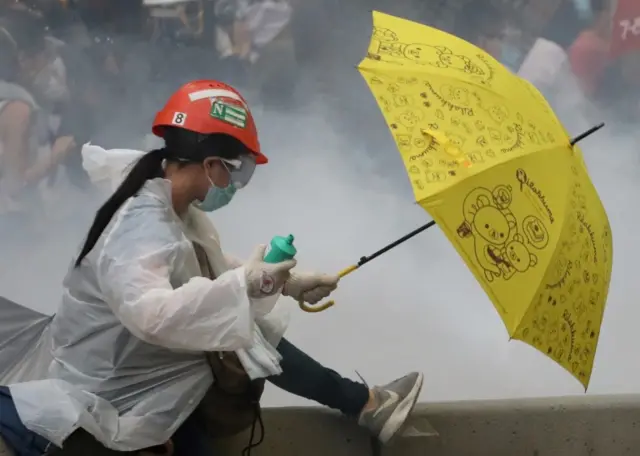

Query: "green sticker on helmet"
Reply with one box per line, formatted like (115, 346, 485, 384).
(210, 100, 248, 128)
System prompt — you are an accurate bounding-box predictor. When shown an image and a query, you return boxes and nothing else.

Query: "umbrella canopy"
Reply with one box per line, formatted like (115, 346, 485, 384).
(358, 11, 613, 389)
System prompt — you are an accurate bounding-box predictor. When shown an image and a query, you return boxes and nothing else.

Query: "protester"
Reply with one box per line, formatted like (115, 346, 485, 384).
(0, 1, 636, 455)
(1, 80, 424, 456)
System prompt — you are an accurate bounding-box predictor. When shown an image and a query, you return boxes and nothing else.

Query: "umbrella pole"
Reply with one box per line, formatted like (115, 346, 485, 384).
(356, 220, 437, 268)
(570, 123, 605, 145)
(299, 220, 437, 313)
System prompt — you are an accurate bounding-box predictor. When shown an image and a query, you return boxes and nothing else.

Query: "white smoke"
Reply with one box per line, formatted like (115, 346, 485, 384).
(0, 3, 639, 407)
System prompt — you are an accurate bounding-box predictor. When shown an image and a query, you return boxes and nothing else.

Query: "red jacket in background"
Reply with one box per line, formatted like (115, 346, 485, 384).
(610, 0, 640, 58)
(568, 30, 610, 96)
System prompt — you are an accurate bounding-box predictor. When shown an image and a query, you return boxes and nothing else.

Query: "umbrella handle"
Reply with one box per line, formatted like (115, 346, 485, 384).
(298, 265, 359, 313)
(296, 221, 437, 313)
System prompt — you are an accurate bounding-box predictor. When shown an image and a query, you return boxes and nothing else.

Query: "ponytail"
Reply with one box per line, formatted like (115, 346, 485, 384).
(74, 148, 168, 267)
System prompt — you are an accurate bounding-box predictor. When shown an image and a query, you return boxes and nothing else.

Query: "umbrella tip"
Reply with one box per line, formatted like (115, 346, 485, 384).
(569, 123, 606, 146)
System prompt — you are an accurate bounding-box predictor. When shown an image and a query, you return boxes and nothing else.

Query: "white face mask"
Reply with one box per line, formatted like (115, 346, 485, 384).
(33, 57, 69, 103)
(194, 181, 238, 212)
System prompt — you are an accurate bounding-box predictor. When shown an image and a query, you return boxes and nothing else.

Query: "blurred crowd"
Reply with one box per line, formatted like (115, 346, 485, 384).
(0, 0, 638, 237)
(429, 0, 640, 129)
(0, 0, 328, 237)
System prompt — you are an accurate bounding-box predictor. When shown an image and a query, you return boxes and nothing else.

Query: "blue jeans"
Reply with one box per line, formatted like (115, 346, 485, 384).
(270, 338, 369, 417)
(0, 386, 52, 456)
(1, 339, 369, 456)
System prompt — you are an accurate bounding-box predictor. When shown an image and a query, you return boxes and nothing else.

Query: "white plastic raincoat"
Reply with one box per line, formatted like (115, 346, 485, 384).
(9, 145, 290, 451)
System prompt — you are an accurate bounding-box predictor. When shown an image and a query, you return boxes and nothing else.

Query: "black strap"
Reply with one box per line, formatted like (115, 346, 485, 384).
(241, 386, 265, 456)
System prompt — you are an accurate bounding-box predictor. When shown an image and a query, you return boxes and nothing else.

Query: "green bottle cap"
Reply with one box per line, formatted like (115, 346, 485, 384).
(263, 234, 297, 263)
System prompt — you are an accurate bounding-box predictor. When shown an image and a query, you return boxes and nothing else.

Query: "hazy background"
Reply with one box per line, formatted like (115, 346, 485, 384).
(0, 0, 638, 406)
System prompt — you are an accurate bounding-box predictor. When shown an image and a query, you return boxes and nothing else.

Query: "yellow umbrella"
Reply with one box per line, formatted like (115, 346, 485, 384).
(350, 11, 613, 389)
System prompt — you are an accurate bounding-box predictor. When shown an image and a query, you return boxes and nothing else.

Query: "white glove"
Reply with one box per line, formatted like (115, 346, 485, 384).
(245, 245, 297, 299)
(283, 271, 339, 304)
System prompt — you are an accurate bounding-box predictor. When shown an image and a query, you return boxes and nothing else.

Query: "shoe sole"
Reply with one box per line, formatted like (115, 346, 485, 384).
(378, 372, 425, 444)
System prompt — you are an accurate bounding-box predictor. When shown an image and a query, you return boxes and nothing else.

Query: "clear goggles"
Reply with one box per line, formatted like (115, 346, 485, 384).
(218, 154, 257, 189)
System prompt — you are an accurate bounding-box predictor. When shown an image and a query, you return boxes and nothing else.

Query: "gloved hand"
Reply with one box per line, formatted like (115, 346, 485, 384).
(283, 271, 340, 304)
(244, 245, 297, 298)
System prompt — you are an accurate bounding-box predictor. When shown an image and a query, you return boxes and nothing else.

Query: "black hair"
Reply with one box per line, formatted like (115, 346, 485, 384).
(0, 10, 48, 81)
(74, 129, 250, 267)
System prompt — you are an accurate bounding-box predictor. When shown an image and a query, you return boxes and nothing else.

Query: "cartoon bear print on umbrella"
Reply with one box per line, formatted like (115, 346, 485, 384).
(456, 185, 547, 282)
(366, 26, 486, 77)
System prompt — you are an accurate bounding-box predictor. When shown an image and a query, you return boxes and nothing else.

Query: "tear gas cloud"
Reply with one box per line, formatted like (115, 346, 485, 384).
(0, 1, 638, 406)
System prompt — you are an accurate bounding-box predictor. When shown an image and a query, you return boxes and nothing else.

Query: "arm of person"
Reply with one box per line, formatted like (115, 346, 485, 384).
(0, 101, 74, 188)
(26, 134, 77, 181)
(96, 202, 255, 352)
(0, 101, 32, 184)
(224, 252, 339, 305)
(231, 18, 252, 58)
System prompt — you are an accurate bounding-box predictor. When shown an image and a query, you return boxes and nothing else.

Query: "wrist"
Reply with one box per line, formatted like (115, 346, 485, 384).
(282, 272, 302, 298)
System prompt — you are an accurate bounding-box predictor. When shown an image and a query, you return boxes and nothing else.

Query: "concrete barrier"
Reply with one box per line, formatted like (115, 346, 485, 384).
(3, 395, 640, 455)
(214, 395, 640, 456)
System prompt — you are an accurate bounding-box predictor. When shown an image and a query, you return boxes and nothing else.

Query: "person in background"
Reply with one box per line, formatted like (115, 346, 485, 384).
(214, 0, 297, 107)
(567, 0, 612, 97)
(0, 11, 76, 219)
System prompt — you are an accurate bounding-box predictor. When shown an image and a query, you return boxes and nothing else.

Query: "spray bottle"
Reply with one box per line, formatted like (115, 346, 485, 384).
(254, 235, 297, 315)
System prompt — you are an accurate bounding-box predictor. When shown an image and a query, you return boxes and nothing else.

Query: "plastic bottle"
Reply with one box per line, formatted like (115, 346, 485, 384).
(264, 234, 297, 263)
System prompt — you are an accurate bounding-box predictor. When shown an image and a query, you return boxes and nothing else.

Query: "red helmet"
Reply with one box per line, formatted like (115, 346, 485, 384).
(152, 80, 267, 164)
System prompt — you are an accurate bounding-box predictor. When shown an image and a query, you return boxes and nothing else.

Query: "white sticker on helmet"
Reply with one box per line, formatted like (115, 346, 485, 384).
(188, 89, 248, 108)
(172, 112, 187, 125)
